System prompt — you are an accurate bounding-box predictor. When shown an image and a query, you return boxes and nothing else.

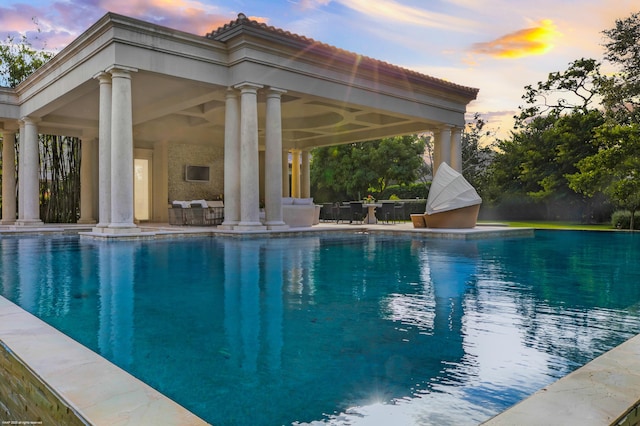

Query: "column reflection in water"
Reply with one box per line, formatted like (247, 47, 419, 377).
(285, 237, 320, 300)
(0, 239, 19, 301)
(17, 238, 39, 313)
(223, 238, 287, 375)
(424, 239, 479, 362)
(223, 239, 263, 373)
(239, 242, 260, 373)
(96, 241, 135, 369)
(223, 240, 242, 368)
(263, 239, 285, 372)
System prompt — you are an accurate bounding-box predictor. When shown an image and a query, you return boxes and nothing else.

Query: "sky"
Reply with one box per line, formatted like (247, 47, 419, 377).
(0, 0, 638, 139)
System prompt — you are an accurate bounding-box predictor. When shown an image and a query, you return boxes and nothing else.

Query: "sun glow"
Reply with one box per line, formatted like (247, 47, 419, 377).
(472, 19, 562, 59)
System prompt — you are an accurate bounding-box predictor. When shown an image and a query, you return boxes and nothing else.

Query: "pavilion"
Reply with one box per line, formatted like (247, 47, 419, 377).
(0, 12, 478, 234)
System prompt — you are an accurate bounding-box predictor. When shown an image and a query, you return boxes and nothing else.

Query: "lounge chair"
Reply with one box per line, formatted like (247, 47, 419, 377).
(422, 162, 482, 229)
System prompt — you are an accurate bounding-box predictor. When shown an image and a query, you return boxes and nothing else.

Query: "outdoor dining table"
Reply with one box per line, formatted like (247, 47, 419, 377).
(363, 203, 382, 224)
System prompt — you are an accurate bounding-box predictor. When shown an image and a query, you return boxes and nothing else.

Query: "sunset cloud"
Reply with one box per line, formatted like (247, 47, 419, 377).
(471, 19, 562, 58)
(333, 0, 476, 30)
(97, 0, 237, 35)
(0, 0, 253, 51)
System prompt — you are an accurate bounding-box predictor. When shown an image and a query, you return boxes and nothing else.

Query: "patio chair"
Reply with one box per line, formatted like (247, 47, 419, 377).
(377, 201, 397, 224)
(321, 203, 335, 222)
(394, 202, 405, 221)
(168, 204, 186, 225)
(337, 203, 352, 223)
(349, 202, 364, 224)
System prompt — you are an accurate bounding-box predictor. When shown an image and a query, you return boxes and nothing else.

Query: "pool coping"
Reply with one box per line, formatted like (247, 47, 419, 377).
(481, 332, 640, 425)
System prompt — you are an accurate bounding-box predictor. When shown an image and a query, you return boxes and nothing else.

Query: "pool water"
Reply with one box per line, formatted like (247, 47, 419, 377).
(1, 230, 640, 425)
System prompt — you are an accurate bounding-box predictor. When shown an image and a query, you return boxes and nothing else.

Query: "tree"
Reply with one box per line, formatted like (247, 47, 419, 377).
(0, 26, 53, 88)
(310, 135, 425, 201)
(515, 58, 603, 127)
(461, 113, 495, 197)
(0, 26, 80, 223)
(600, 11, 640, 124)
(416, 133, 433, 185)
(483, 53, 609, 221)
(568, 123, 640, 229)
(565, 11, 640, 228)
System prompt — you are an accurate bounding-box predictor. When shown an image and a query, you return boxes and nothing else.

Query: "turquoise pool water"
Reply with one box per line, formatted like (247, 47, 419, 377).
(1, 231, 640, 425)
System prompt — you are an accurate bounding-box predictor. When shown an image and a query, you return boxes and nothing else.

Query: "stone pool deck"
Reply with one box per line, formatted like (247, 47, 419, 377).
(1, 222, 639, 425)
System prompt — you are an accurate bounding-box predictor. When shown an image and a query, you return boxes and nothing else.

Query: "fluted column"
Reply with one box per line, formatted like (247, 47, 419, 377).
(108, 66, 139, 232)
(1, 127, 17, 224)
(264, 88, 288, 230)
(301, 150, 310, 198)
(16, 117, 42, 226)
(94, 72, 112, 228)
(291, 149, 300, 198)
(78, 134, 97, 224)
(219, 89, 241, 229)
(234, 82, 265, 230)
(450, 127, 463, 173)
(282, 150, 290, 197)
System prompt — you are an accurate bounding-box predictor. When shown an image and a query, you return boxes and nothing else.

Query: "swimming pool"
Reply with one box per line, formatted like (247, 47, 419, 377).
(1, 230, 639, 425)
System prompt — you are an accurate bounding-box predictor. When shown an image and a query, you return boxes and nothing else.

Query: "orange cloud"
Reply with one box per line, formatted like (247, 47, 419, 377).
(471, 19, 562, 58)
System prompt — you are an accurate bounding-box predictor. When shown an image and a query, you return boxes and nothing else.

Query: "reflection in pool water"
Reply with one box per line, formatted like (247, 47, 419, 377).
(1, 231, 640, 425)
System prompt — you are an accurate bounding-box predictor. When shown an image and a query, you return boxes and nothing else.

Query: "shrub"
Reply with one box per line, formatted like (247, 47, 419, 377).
(379, 183, 429, 200)
(611, 210, 640, 230)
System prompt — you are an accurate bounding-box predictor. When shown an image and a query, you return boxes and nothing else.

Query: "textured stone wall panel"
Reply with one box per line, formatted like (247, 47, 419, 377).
(167, 143, 224, 202)
(0, 341, 87, 425)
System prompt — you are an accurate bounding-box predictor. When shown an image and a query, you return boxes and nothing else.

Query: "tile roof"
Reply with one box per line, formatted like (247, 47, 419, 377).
(206, 13, 478, 99)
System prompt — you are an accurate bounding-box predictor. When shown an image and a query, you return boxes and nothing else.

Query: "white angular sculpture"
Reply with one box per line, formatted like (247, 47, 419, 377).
(423, 162, 482, 228)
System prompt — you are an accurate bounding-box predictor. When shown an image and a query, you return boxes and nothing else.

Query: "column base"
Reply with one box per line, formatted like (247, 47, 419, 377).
(218, 221, 239, 230)
(234, 222, 267, 231)
(102, 225, 141, 234)
(0, 220, 16, 225)
(265, 222, 289, 231)
(15, 219, 44, 226)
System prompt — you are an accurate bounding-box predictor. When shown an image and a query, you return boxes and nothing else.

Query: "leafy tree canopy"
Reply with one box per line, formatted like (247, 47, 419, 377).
(515, 58, 603, 127)
(568, 123, 640, 228)
(600, 11, 640, 124)
(310, 135, 425, 200)
(0, 23, 53, 88)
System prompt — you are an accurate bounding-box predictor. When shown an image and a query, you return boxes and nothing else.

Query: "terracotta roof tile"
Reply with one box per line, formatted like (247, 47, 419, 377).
(206, 13, 478, 98)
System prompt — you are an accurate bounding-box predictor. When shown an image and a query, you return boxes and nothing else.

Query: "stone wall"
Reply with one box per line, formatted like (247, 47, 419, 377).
(0, 341, 87, 425)
(167, 142, 224, 202)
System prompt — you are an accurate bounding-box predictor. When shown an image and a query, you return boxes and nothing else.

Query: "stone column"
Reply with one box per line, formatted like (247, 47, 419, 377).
(94, 72, 112, 228)
(450, 127, 463, 173)
(434, 126, 452, 176)
(291, 149, 300, 198)
(17, 121, 24, 220)
(16, 117, 42, 226)
(220, 88, 241, 229)
(282, 150, 290, 197)
(1, 127, 17, 224)
(264, 88, 288, 230)
(78, 134, 97, 224)
(152, 140, 169, 223)
(107, 66, 139, 233)
(234, 82, 265, 230)
(301, 150, 310, 198)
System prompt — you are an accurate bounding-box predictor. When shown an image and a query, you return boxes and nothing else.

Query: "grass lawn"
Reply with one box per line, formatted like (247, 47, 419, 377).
(479, 220, 614, 231)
